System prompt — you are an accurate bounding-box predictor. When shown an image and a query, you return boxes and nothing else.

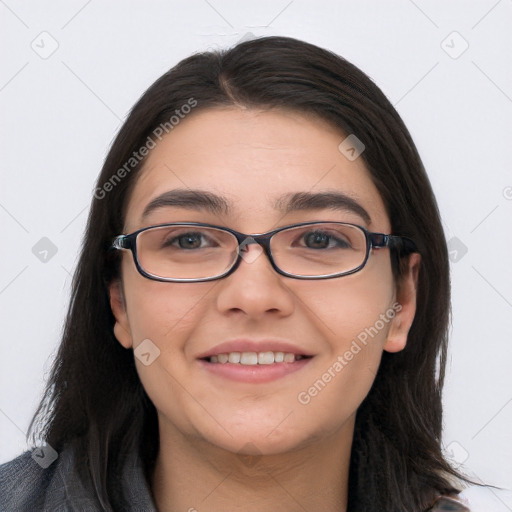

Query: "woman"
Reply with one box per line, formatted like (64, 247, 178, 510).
(0, 36, 481, 511)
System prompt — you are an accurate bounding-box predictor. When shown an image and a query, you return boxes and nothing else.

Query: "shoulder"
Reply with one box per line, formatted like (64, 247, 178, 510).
(459, 484, 512, 512)
(0, 451, 48, 511)
(0, 446, 102, 511)
(429, 486, 512, 511)
(0, 444, 157, 512)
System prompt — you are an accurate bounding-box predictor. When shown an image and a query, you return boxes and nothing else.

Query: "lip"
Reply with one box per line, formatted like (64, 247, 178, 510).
(197, 357, 313, 383)
(196, 339, 315, 359)
(195, 338, 315, 384)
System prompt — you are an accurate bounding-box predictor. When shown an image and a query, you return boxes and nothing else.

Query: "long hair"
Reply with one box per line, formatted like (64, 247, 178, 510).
(28, 36, 467, 511)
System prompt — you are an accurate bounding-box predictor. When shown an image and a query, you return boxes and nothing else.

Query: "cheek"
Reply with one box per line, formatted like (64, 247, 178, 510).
(120, 274, 219, 433)
(301, 254, 396, 348)
(294, 256, 396, 414)
(122, 262, 216, 350)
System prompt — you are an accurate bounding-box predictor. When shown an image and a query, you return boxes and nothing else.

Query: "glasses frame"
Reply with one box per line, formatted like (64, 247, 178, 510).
(111, 221, 418, 283)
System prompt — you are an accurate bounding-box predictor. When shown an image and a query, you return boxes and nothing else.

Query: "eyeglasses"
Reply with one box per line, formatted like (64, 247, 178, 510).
(111, 221, 417, 282)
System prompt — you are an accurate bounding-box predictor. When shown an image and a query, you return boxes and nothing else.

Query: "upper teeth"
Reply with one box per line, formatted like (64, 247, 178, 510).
(209, 351, 303, 365)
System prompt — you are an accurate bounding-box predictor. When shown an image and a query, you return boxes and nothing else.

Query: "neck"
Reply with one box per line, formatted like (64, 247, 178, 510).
(150, 418, 353, 512)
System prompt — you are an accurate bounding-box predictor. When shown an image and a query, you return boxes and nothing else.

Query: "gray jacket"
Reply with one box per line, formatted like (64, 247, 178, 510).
(0, 445, 157, 511)
(0, 446, 474, 511)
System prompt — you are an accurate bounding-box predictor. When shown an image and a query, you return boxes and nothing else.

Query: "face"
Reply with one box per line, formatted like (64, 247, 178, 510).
(110, 108, 419, 457)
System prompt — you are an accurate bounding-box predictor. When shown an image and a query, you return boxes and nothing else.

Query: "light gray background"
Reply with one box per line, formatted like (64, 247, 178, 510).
(1, 0, 511, 503)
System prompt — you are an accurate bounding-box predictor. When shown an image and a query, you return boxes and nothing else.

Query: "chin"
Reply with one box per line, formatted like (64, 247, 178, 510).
(201, 423, 314, 458)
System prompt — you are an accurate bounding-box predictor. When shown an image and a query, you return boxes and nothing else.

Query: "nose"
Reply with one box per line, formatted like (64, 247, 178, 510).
(215, 243, 295, 320)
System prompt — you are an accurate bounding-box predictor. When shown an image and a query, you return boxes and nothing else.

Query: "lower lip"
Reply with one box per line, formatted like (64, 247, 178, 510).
(197, 358, 313, 383)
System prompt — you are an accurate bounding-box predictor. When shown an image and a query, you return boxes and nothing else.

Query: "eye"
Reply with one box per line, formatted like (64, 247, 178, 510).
(302, 230, 350, 249)
(163, 231, 212, 250)
(177, 232, 203, 249)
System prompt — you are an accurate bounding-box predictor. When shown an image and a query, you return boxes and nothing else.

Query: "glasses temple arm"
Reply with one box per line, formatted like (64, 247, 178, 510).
(112, 235, 129, 250)
(370, 234, 418, 255)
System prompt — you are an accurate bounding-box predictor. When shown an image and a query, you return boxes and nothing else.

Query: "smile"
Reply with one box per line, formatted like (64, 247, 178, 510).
(198, 352, 314, 383)
(204, 351, 311, 365)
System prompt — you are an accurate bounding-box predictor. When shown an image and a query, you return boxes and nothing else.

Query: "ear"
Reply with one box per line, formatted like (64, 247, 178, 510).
(109, 280, 134, 349)
(383, 253, 421, 353)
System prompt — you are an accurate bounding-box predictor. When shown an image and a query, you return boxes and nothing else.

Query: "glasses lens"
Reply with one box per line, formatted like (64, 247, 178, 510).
(271, 223, 368, 277)
(136, 225, 238, 280)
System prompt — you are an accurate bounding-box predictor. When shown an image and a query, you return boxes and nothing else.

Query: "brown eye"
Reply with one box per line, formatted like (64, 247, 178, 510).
(303, 231, 350, 249)
(159, 231, 210, 250)
(304, 232, 330, 249)
(175, 232, 203, 249)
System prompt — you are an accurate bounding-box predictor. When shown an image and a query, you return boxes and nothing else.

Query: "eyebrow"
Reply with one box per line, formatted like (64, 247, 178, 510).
(275, 191, 372, 224)
(141, 189, 371, 224)
(142, 189, 229, 219)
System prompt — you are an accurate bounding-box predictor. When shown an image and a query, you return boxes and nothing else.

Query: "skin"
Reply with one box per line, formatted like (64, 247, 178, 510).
(109, 108, 420, 512)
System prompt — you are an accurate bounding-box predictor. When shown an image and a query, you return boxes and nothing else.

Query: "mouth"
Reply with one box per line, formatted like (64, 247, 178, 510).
(201, 351, 313, 365)
(197, 344, 315, 383)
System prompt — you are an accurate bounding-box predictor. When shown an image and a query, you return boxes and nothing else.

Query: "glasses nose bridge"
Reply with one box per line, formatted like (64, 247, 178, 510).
(236, 231, 274, 257)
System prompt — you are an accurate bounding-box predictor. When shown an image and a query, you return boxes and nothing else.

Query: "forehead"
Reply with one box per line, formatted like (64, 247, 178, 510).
(124, 108, 390, 232)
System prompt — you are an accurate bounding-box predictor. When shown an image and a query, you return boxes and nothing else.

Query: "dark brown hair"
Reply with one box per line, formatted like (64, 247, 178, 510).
(29, 36, 468, 511)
